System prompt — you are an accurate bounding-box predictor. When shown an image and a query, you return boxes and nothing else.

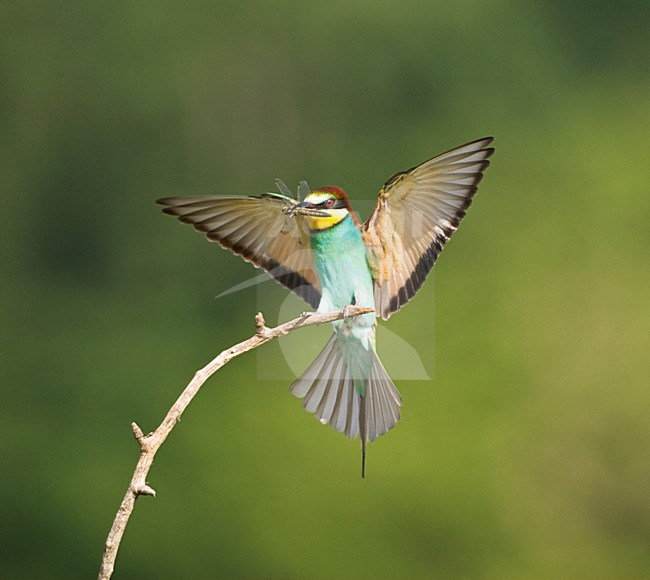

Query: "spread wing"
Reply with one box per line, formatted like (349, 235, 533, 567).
(362, 137, 494, 320)
(157, 193, 321, 308)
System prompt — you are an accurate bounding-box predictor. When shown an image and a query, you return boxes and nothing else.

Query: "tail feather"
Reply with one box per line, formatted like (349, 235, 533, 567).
(336, 367, 356, 436)
(302, 341, 339, 414)
(367, 355, 402, 442)
(321, 355, 345, 425)
(359, 395, 367, 478)
(290, 332, 402, 475)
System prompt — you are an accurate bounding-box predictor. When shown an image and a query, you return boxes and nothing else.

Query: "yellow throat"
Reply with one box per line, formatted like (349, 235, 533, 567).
(305, 208, 349, 231)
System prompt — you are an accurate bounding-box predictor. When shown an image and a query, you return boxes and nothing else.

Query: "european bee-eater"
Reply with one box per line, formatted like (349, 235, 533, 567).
(158, 137, 494, 476)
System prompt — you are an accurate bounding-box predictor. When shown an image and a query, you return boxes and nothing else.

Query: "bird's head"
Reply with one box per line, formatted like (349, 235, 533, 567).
(294, 186, 355, 230)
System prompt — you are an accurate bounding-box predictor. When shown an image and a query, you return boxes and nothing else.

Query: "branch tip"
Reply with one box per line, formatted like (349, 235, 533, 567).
(255, 312, 268, 336)
(131, 422, 144, 440)
(133, 484, 157, 497)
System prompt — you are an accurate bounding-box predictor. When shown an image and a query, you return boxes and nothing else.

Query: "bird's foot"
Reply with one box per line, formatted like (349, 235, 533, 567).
(342, 294, 360, 322)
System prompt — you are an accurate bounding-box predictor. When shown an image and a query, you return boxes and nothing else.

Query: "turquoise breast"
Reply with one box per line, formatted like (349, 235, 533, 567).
(309, 215, 375, 314)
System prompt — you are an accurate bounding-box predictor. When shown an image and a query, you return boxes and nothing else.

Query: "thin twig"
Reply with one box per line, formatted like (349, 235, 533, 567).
(98, 306, 373, 580)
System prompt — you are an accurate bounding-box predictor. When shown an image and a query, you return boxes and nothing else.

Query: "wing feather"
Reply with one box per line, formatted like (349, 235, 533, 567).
(362, 137, 494, 319)
(157, 194, 321, 308)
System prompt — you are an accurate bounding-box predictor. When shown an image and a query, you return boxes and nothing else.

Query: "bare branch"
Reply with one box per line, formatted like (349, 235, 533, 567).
(98, 305, 374, 580)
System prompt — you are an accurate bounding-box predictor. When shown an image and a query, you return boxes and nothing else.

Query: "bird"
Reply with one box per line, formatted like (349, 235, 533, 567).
(157, 137, 494, 477)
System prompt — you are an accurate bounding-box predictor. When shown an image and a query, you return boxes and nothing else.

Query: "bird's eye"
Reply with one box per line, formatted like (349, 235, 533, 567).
(324, 198, 335, 208)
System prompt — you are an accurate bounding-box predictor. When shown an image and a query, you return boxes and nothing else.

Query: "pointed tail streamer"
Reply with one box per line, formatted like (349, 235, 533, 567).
(290, 333, 402, 477)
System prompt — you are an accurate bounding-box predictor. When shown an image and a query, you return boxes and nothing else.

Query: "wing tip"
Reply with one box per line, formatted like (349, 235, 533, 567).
(455, 136, 495, 160)
(160, 206, 184, 217)
(474, 136, 494, 148)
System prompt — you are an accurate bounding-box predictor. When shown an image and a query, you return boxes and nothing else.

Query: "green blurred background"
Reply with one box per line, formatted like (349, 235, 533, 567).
(2, 1, 649, 578)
